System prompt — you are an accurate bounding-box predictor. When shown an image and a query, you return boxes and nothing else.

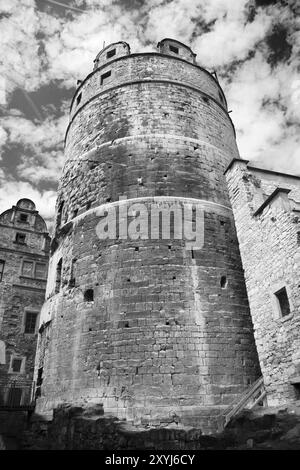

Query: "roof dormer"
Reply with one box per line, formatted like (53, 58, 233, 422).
(157, 38, 196, 64)
(93, 41, 130, 70)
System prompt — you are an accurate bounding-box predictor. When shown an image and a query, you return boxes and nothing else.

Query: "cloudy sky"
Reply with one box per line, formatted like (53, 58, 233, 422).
(0, 0, 299, 229)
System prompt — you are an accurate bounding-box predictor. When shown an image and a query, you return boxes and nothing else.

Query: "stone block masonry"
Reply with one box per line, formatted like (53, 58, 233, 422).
(225, 159, 300, 406)
(35, 39, 260, 433)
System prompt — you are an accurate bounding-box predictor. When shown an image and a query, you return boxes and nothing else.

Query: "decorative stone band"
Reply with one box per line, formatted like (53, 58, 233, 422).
(65, 79, 235, 143)
(71, 195, 233, 225)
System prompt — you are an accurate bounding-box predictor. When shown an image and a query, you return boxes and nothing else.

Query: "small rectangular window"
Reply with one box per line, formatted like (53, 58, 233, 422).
(106, 48, 116, 59)
(169, 45, 179, 54)
(15, 233, 26, 244)
(101, 71, 111, 85)
(22, 260, 34, 277)
(275, 287, 291, 317)
(19, 213, 28, 223)
(297, 231, 300, 246)
(12, 358, 23, 372)
(24, 311, 38, 334)
(35, 263, 47, 279)
(0, 260, 4, 281)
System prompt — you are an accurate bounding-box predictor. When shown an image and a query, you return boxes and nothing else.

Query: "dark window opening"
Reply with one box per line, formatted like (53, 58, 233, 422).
(69, 259, 77, 288)
(57, 201, 64, 228)
(135, 247, 139, 251)
(106, 48, 116, 59)
(36, 367, 43, 387)
(101, 71, 111, 85)
(35, 367, 43, 399)
(84, 289, 94, 302)
(191, 249, 194, 259)
(19, 213, 28, 223)
(15, 233, 26, 244)
(7, 387, 22, 406)
(275, 287, 291, 317)
(11, 358, 23, 373)
(55, 258, 62, 294)
(297, 231, 300, 246)
(76, 93, 82, 106)
(293, 383, 300, 400)
(124, 322, 129, 328)
(24, 311, 38, 334)
(0, 260, 5, 281)
(169, 45, 179, 54)
(220, 276, 228, 289)
(86, 201, 91, 211)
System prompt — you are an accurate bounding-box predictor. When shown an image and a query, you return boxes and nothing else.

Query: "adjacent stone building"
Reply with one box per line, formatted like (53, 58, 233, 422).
(225, 159, 300, 406)
(35, 39, 260, 432)
(0, 199, 50, 406)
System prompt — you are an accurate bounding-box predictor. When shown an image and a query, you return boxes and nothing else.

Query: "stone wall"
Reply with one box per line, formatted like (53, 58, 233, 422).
(35, 40, 260, 432)
(225, 159, 300, 406)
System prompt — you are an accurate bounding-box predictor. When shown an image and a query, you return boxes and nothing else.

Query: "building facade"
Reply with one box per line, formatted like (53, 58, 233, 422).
(226, 159, 300, 406)
(0, 199, 50, 406)
(35, 39, 260, 432)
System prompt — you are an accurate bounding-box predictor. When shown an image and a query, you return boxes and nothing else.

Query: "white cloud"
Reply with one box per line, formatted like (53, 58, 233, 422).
(1, 113, 67, 150)
(0, 169, 56, 225)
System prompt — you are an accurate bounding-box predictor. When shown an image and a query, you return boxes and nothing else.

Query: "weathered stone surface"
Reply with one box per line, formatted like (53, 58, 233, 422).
(35, 39, 260, 432)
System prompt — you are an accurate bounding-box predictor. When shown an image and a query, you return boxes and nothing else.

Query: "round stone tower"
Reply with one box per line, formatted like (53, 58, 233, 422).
(35, 39, 260, 432)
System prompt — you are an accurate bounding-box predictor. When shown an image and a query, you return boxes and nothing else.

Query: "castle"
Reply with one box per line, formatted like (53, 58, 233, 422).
(1, 39, 299, 442)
